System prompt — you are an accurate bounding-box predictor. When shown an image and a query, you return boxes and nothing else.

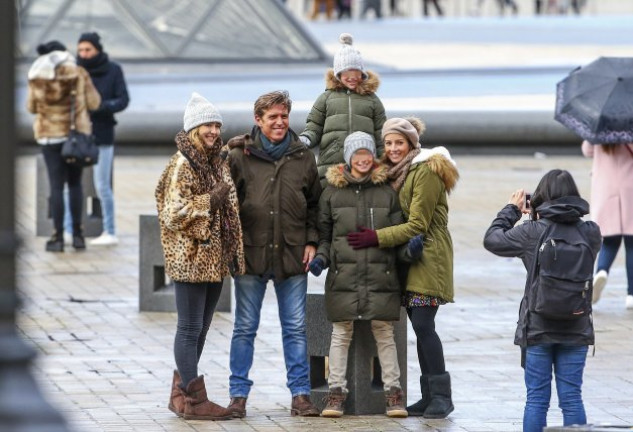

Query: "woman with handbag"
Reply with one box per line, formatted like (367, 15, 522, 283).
(27, 40, 101, 252)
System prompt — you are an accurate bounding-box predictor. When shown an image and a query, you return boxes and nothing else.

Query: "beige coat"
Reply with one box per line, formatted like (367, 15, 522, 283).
(27, 53, 101, 140)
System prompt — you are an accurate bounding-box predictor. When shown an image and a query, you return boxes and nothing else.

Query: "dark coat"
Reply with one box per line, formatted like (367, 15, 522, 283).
(483, 196, 602, 348)
(301, 69, 386, 183)
(227, 127, 322, 280)
(81, 53, 129, 145)
(317, 164, 403, 322)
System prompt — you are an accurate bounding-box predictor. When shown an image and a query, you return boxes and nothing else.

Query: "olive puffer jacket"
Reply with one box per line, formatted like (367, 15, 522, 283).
(300, 69, 386, 183)
(317, 164, 403, 322)
(376, 149, 459, 302)
(227, 127, 322, 280)
(483, 197, 601, 348)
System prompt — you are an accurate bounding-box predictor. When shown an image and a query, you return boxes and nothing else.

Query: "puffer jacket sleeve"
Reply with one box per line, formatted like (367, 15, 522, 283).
(372, 96, 387, 158)
(316, 187, 334, 266)
(377, 166, 437, 247)
(483, 204, 530, 258)
(305, 155, 323, 245)
(301, 91, 329, 148)
(159, 156, 212, 241)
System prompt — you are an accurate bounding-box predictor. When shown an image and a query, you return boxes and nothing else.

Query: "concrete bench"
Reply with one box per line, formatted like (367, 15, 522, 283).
(138, 214, 231, 313)
(307, 293, 407, 415)
(36, 154, 102, 237)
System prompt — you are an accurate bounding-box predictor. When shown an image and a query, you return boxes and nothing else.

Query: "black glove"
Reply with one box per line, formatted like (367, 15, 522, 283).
(407, 234, 424, 260)
(308, 257, 326, 277)
(209, 182, 231, 213)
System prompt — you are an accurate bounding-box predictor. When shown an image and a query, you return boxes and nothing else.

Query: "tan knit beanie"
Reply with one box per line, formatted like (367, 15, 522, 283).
(381, 117, 426, 149)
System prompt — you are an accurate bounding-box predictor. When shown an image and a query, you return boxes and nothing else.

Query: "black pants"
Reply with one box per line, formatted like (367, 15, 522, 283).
(407, 306, 446, 375)
(174, 281, 223, 388)
(41, 144, 83, 235)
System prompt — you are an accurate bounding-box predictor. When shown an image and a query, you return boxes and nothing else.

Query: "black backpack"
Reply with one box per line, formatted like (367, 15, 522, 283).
(529, 220, 597, 320)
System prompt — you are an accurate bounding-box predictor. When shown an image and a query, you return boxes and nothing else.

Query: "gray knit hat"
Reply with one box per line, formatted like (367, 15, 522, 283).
(333, 33, 368, 80)
(381, 117, 425, 149)
(183, 92, 223, 132)
(344, 132, 376, 166)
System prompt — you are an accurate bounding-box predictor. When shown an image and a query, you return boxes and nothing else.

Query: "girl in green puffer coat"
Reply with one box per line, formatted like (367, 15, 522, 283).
(308, 132, 421, 418)
(299, 33, 386, 187)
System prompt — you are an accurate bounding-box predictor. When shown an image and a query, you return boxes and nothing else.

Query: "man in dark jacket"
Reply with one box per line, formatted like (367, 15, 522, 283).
(75, 32, 129, 246)
(225, 90, 322, 418)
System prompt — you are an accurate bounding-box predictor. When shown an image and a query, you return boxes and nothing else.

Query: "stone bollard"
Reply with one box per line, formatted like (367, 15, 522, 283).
(306, 293, 407, 415)
(138, 215, 231, 313)
(35, 154, 102, 237)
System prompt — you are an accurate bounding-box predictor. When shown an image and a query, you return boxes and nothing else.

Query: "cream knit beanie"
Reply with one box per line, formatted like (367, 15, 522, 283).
(333, 33, 367, 80)
(183, 92, 223, 132)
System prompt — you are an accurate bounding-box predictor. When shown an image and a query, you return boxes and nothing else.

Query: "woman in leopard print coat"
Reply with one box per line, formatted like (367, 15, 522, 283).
(155, 93, 244, 420)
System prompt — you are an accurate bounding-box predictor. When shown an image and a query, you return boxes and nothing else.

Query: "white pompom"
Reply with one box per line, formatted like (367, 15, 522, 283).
(339, 33, 353, 45)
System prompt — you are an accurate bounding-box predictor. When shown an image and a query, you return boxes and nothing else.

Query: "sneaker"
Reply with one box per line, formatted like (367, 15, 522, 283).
(63, 231, 73, 246)
(321, 387, 346, 418)
(45, 234, 64, 253)
(592, 270, 608, 304)
(385, 386, 408, 418)
(90, 233, 119, 246)
(626, 295, 633, 310)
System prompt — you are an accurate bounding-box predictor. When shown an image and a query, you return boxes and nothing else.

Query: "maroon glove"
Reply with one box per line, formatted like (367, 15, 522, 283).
(346, 226, 378, 249)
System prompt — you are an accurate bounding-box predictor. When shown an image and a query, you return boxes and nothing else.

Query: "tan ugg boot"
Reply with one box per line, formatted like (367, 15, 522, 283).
(182, 376, 233, 421)
(168, 370, 184, 417)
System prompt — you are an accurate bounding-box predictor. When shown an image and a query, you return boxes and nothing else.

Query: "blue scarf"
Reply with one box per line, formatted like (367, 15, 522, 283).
(260, 131, 291, 161)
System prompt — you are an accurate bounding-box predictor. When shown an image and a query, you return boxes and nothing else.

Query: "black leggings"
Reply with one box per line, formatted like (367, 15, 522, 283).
(41, 144, 83, 234)
(174, 281, 223, 388)
(407, 306, 446, 375)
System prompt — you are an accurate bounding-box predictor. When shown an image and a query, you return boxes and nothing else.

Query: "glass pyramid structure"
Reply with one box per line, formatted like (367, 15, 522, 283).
(17, 0, 326, 62)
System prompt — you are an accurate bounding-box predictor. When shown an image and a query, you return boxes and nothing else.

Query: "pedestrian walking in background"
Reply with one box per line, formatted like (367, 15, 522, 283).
(582, 141, 633, 309)
(337, 0, 352, 19)
(299, 33, 386, 188)
(422, 0, 443, 17)
(155, 92, 244, 421)
(483, 170, 601, 432)
(27, 40, 101, 252)
(311, 0, 336, 20)
(308, 132, 414, 418)
(70, 32, 129, 246)
(347, 117, 459, 418)
(224, 90, 322, 418)
(360, 0, 382, 19)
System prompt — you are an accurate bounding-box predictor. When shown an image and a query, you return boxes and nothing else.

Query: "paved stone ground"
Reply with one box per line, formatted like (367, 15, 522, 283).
(15, 151, 633, 432)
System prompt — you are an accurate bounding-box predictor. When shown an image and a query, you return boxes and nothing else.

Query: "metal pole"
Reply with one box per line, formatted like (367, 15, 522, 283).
(0, 2, 69, 431)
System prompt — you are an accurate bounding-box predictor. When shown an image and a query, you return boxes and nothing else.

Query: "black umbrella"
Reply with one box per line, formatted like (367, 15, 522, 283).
(555, 57, 633, 144)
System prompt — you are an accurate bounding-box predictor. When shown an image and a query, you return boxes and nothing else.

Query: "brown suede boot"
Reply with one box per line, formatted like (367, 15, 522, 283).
(227, 397, 247, 418)
(168, 370, 184, 417)
(385, 386, 408, 418)
(182, 376, 233, 421)
(290, 394, 320, 417)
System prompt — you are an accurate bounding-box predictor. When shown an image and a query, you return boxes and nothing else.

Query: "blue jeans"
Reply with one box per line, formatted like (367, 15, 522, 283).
(63, 145, 115, 235)
(523, 344, 588, 432)
(229, 273, 311, 398)
(597, 235, 633, 295)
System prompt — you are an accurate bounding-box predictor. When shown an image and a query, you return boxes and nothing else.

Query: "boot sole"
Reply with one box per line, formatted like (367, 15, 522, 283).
(183, 413, 233, 421)
(168, 404, 183, 418)
(321, 409, 343, 418)
(423, 405, 454, 419)
(230, 410, 246, 418)
(386, 409, 408, 418)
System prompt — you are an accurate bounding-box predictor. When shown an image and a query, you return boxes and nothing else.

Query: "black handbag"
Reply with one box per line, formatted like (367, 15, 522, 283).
(61, 88, 99, 167)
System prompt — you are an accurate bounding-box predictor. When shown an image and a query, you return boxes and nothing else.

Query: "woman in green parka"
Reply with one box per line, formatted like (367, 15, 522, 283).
(307, 132, 419, 418)
(299, 33, 386, 187)
(347, 117, 459, 419)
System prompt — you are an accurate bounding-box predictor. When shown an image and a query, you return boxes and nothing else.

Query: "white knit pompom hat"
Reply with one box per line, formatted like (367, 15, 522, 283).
(343, 131, 376, 166)
(333, 33, 367, 80)
(183, 92, 223, 132)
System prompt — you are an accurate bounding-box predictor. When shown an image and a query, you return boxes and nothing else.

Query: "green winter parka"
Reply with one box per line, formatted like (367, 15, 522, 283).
(376, 150, 459, 302)
(317, 163, 403, 322)
(226, 126, 322, 281)
(301, 69, 386, 184)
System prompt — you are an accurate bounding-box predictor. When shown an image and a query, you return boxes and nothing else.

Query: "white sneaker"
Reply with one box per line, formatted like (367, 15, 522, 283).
(63, 231, 73, 246)
(626, 295, 633, 310)
(89, 233, 119, 246)
(592, 270, 608, 304)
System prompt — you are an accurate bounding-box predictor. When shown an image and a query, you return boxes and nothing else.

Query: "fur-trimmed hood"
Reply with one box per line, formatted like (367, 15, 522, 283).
(411, 146, 459, 193)
(325, 68, 380, 95)
(325, 163, 389, 188)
